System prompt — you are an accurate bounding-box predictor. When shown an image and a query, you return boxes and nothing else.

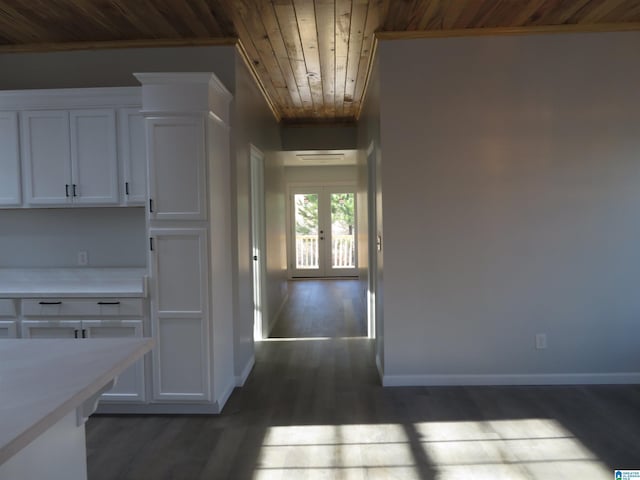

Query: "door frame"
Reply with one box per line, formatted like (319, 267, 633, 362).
(286, 181, 358, 279)
(250, 145, 268, 340)
(366, 141, 377, 339)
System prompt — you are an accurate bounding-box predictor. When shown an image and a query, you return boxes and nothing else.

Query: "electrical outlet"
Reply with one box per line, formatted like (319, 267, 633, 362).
(535, 333, 547, 350)
(77, 251, 88, 266)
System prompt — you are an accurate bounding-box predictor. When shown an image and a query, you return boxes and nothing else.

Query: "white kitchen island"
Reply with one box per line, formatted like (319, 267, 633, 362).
(0, 338, 153, 480)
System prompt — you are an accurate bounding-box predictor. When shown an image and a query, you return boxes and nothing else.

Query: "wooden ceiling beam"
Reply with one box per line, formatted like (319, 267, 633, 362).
(260, 1, 305, 110)
(335, 0, 352, 117)
(352, 0, 379, 116)
(293, 0, 325, 116)
(274, 0, 314, 115)
(315, 0, 336, 117)
(344, 0, 368, 115)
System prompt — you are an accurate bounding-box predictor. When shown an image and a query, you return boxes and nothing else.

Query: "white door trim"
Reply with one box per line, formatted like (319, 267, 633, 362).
(250, 145, 268, 340)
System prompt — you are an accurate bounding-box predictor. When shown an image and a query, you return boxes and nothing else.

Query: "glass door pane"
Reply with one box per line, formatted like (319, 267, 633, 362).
(294, 193, 319, 270)
(330, 193, 356, 269)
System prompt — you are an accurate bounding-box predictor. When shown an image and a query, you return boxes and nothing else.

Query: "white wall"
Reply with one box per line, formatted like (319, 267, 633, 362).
(284, 165, 357, 184)
(265, 152, 288, 334)
(0, 46, 235, 92)
(282, 124, 357, 151)
(231, 52, 284, 378)
(379, 32, 640, 384)
(0, 208, 146, 267)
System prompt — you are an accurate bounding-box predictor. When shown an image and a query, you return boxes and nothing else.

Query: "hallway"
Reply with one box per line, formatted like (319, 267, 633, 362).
(270, 279, 366, 338)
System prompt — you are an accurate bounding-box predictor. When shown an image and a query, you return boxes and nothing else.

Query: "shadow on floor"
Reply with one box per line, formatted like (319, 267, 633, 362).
(87, 338, 640, 479)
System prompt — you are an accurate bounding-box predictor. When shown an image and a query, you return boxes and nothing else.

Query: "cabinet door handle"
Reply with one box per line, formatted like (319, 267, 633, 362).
(149, 198, 154, 213)
(39, 301, 62, 305)
(125, 182, 130, 195)
(74, 329, 79, 339)
(97, 301, 120, 305)
(65, 184, 70, 197)
(82, 329, 87, 338)
(149, 237, 154, 251)
(72, 184, 77, 197)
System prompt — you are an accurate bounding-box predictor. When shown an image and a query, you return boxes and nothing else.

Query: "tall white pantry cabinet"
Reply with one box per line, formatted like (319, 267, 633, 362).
(136, 73, 236, 412)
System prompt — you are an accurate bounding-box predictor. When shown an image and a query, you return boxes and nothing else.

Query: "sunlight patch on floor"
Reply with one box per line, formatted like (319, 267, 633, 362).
(253, 420, 610, 479)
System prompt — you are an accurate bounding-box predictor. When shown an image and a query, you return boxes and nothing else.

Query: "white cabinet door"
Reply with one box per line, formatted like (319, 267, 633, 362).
(149, 228, 210, 401)
(0, 112, 21, 206)
(21, 110, 72, 205)
(119, 108, 147, 205)
(147, 116, 206, 221)
(0, 321, 18, 338)
(83, 319, 146, 402)
(70, 109, 118, 205)
(21, 320, 82, 338)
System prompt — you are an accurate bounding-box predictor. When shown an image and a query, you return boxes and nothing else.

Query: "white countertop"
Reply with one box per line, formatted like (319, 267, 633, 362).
(0, 338, 154, 465)
(0, 268, 148, 298)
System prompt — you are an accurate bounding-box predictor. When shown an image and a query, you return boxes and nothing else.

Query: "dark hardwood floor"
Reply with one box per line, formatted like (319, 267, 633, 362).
(269, 279, 366, 338)
(87, 280, 640, 479)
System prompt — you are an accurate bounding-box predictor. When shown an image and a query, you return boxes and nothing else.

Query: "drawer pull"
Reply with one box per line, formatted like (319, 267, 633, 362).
(39, 301, 62, 305)
(97, 301, 121, 305)
(74, 329, 79, 339)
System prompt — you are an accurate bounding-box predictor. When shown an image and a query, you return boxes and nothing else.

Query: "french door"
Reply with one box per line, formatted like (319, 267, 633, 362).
(290, 186, 357, 277)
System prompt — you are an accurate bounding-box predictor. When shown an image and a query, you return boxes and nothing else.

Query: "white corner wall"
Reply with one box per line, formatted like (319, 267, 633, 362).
(379, 32, 640, 385)
(357, 53, 383, 372)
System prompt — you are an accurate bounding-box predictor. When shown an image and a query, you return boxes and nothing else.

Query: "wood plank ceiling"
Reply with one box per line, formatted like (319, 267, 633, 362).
(0, 1, 639, 123)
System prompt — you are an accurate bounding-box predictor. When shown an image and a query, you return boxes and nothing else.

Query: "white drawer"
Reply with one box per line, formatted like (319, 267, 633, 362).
(21, 298, 144, 317)
(0, 299, 17, 317)
(0, 320, 18, 338)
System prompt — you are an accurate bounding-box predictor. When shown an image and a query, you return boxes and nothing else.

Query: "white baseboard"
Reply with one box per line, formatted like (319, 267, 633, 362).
(235, 355, 255, 387)
(95, 403, 221, 415)
(382, 372, 640, 387)
(268, 293, 289, 335)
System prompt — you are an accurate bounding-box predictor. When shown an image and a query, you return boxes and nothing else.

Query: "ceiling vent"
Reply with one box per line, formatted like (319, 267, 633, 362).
(295, 153, 345, 163)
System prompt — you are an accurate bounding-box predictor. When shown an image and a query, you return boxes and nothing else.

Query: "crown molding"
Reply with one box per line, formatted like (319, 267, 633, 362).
(0, 37, 237, 54)
(376, 22, 640, 41)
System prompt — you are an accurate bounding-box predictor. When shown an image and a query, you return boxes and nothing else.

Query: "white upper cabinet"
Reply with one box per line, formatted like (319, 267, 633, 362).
(119, 108, 147, 205)
(22, 109, 119, 206)
(21, 110, 72, 205)
(70, 109, 118, 205)
(0, 112, 21, 206)
(147, 115, 206, 221)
